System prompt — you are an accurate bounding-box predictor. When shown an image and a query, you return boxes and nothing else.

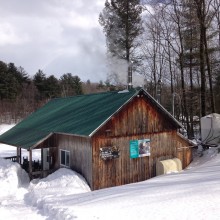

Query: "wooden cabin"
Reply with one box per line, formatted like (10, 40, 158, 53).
(0, 88, 193, 190)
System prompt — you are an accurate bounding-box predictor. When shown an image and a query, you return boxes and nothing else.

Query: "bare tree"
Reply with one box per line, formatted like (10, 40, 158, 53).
(193, 0, 218, 115)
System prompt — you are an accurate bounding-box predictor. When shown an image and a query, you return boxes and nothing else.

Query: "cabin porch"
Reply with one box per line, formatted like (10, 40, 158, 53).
(4, 146, 56, 179)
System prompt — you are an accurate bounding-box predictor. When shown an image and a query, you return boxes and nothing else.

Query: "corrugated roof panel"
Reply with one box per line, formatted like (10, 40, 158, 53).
(0, 90, 137, 149)
(0, 127, 51, 149)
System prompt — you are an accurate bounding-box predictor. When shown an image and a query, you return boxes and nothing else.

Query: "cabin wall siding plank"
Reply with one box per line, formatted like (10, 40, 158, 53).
(92, 132, 181, 190)
(54, 134, 93, 188)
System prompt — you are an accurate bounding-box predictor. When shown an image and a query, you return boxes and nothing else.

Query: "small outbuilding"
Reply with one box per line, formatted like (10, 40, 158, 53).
(0, 88, 193, 190)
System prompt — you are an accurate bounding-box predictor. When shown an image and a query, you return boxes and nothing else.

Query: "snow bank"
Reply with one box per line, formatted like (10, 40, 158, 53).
(30, 168, 90, 193)
(0, 158, 29, 198)
(25, 168, 91, 217)
(0, 159, 46, 220)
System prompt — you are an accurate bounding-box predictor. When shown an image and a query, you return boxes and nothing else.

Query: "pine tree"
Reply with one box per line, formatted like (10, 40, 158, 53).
(44, 75, 61, 99)
(0, 61, 23, 100)
(99, 0, 142, 87)
(33, 70, 47, 100)
(60, 73, 83, 97)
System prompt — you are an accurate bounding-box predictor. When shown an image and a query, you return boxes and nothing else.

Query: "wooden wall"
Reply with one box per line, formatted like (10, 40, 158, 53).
(51, 133, 93, 188)
(91, 94, 192, 190)
(175, 134, 193, 169)
(92, 132, 181, 190)
(95, 95, 176, 138)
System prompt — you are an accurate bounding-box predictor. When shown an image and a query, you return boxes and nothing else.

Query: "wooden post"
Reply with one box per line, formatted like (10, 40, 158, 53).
(16, 147, 19, 163)
(41, 148, 43, 169)
(16, 147, 21, 164)
(19, 147, 22, 164)
(29, 150, 32, 178)
(41, 148, 44, 178)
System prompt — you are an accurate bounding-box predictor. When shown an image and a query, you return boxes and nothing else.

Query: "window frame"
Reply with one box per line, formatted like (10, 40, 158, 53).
(60, 149, 70, 168)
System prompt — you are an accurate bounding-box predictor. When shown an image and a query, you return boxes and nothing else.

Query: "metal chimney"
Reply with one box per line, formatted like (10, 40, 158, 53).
(127, 62, 132, 89)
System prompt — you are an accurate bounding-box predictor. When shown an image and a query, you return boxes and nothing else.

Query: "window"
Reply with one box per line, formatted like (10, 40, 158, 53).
(60, 149, 70, 167)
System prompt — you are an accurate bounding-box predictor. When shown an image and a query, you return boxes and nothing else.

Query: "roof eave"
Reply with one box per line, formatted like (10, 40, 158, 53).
(177, 132, 197, 146)
(55, 132, 90, 139)
(29, 132, 54, 150)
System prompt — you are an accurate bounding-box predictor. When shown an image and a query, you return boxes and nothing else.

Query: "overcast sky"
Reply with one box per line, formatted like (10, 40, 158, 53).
(0, 0, 107, 82)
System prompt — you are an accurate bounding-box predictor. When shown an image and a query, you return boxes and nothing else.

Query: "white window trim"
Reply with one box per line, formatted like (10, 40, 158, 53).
(60, 149, 70, 168)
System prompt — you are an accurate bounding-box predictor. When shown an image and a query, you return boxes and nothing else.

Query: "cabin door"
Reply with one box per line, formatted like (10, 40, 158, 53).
(42, 148, 50, 170)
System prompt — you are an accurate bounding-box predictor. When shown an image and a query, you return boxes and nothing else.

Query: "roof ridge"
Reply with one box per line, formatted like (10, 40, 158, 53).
(51, 90, 126, 101)
(51, 89, 140, 101)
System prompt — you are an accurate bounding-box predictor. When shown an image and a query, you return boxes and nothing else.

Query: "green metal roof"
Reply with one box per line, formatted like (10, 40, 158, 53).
(0, 89, 137, 149)
(0, 88, 182, 150)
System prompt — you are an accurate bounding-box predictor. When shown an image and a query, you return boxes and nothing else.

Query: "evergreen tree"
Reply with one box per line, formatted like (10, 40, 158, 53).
(33, 70, 47, 100)
(44, 75, 61, 99)
(33, 70, 46, 89)
(99, 0, 142, 87)
(0, 61, 21, 100)
(0, 61, 8, 99)
(60, 73, 83, 97)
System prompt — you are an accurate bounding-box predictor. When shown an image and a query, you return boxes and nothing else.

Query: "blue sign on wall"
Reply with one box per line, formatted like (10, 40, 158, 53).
(130, 139, 151, 158)
(129, 140, 139, 158)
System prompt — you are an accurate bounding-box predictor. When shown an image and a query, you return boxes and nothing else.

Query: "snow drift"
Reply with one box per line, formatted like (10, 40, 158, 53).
(28, 168, 90, 204)
(0, 158, 29, 198)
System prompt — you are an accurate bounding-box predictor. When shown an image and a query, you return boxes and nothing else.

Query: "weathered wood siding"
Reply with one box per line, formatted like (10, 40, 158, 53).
(175, 134, 193, 169)
(95, 95, 176, 137)
(52, 133, 93, 188)
(92, 132, 178, 190)
(91, 95, 192, 190)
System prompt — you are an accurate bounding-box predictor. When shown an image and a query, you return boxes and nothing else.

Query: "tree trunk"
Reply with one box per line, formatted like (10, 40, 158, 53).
(189, 46, 194, 139)
(173, 0, 190, 136)
(204, 29, 215, 113)
(194, 0, 206, 116)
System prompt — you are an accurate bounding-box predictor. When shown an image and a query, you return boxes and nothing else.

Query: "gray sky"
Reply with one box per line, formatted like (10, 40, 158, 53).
(0, 0, 107, 82)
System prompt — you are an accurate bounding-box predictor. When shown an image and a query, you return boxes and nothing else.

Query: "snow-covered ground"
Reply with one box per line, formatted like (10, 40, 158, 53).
(1, 124, 220, 220)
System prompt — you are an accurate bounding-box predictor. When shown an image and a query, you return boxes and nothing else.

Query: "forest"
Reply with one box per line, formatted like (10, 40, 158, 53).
(1, 0, 220, 139)
(0, 60, 113, 124)
(99, 0, 220, 138)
